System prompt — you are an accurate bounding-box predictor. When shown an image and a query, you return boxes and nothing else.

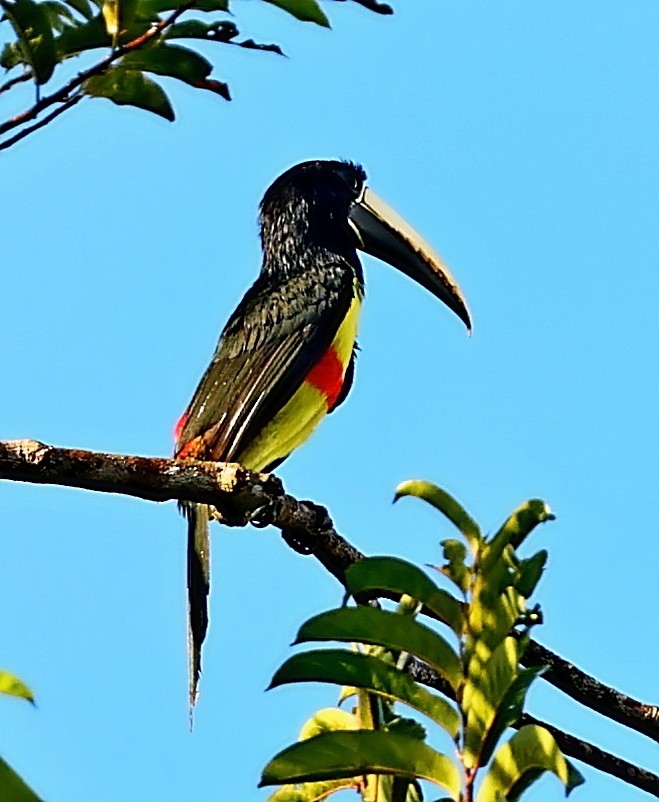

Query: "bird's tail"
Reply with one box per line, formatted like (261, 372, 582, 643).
(179, 500, 210, 717)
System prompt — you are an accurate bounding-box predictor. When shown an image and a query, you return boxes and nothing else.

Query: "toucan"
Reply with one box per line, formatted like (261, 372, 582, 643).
(174, 159, 471, 709)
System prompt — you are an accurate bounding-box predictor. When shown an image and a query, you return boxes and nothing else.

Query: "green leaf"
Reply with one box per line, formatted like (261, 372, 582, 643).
(298, 708, 357, 740)
(55, 14, 148, 58)
(475, 725, 581, 802)
(436, 539, 469, 594)
(270, 649, 460, 739)
(515, 550, 547, 598)
(1, 0, 57, 83)
(387, 716, 426, 741)
(0, 757, 42, 802)
(119, 43, 211, 85)
(63, 0, 94, 19)
(164, 18, 237, 42)
(84, 68, 174, 120)
(345, 557, 464, 634)
(101, 0, 137, 42)
(295, 607, 462, 693)
(0, 670, 35, 704)
(260, 731, 460, 799)
(138, 0, 227, 12)
(478, 666, 545, 768)
(0, 41, 25, 71)
(193, 0, 230, 11)
(394, 480, 480, 552)
(493, 500, 555, 552)
(263, 0, 329, 27)
(267, 778, 358, 802)
(41, 0, 76, 31)
(462, 637, 518, 769)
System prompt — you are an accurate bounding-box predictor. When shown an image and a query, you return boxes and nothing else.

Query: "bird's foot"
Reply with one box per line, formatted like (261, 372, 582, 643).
(248, 499, 280, 529)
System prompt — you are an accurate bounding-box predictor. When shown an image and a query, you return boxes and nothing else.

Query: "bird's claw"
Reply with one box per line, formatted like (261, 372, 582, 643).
(249, 500, 278, 528)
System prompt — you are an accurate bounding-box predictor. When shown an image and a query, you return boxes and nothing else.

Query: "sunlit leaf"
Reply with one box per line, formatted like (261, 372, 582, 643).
(493, 500, 555, 552)
(295, 607, 462, 692)
(0, 670, 35, 703)
(267, 778, 357, 802)
(1, 0, 57, 83)
(263, 0, 329, 27)
(84, 68, 174, 119)
(101, 0, 137, 42)
(345, 557, 463, 634)
(475, 725, 583, 802)
(298, 707, 357, 740)
(260, 730, 460, 799)
(463, 637, 518, 769)
(270, 649, 460, 738)
(478, 666, 545, 767)
(435, 539, 469, 593)
(394, 480, 480, 551)
(467, 580, 520, 661)
(0, 757, 42, 802)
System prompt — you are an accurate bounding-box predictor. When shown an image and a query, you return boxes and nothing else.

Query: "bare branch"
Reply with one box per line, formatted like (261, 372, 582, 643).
(523, 640, 659, 744)
(1, 437, 657, 792)
(0, 439, 361, 584)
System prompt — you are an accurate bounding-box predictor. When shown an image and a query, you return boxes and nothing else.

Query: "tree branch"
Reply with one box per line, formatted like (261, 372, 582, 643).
(0, 1, 195, 140)
(518, 712, 659, 797)
(1, 438, 657, 792)
(404, 658, 659, 798)
(0, 70, 32, 96)
(523, 640, 659, 744)
(0, 92, 83, 151)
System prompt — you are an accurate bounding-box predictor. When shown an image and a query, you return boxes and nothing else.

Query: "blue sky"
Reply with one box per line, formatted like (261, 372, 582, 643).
(2, 1, 657, 800)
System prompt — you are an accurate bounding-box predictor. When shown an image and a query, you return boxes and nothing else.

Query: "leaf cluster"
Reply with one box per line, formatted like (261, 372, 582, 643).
(260, 481, 584, 802)
(0, 0, 389, 132)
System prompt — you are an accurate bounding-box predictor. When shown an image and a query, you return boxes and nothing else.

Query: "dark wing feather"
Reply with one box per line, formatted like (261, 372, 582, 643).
(175, 264, 355, 465)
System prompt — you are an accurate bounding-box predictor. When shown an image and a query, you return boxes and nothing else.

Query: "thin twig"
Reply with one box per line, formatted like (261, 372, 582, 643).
(0, 92, 83, 151)
(0, 70, 33, 95)
(0, 438, 657, 792)
(0, 1, 194, 139)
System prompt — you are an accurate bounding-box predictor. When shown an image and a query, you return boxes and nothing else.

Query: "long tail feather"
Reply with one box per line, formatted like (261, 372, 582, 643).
(180, 501, 210, 718)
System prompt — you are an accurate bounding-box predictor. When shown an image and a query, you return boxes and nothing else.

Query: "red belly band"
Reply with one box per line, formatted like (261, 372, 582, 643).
(305, 346, 344, 409)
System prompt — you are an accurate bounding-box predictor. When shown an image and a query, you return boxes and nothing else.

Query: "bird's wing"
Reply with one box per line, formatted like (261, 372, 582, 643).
(175, 265, 354, 465)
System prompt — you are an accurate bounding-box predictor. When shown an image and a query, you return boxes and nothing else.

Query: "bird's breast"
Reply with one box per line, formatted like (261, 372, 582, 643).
(236, 291, 362, 471)
(304, 292, 361, 407)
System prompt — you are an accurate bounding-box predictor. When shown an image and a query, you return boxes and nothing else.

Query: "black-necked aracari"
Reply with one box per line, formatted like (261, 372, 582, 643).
(174, 160, 471, 710)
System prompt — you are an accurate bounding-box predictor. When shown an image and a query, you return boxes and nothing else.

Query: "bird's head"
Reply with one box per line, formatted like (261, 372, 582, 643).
(260, 159, 471, 331)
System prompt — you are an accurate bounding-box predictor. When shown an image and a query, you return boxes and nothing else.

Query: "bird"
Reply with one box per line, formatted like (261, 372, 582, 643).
(174, 159, 471, 712)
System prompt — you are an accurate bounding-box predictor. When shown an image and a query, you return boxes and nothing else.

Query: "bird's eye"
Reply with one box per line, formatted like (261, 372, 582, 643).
(340, 172, 361, 197)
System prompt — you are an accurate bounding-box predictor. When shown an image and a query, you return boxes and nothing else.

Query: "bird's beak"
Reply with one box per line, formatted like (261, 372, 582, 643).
(348, 187, 471, 332)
